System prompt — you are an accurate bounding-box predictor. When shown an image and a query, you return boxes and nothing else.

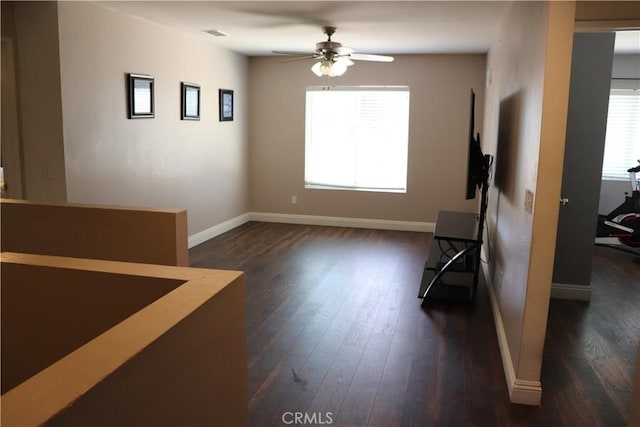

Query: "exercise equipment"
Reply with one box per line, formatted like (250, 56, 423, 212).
(596, 160, 640, 253)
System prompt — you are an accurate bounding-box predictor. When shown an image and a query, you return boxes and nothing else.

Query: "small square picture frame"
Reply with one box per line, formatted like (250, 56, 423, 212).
(219, 89, 234, 121)
(127, 73, 154, 119)
(181, 82, 200, 121)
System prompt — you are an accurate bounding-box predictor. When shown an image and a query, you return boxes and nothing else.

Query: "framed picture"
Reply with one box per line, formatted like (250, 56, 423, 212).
(127, 73, 154, 119)
(181, 82, 200, 120)
(219, 89, 234, 121)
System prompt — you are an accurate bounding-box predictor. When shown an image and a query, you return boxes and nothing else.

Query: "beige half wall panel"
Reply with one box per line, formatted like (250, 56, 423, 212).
(0, 252, 248, 427)
(1, 198, 188, 266)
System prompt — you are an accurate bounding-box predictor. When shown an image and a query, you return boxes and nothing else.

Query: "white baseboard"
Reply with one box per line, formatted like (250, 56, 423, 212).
(188, 212, 434, 249)
(188, 213, 251, 248)
(595, 237, 620, 245)
(551, 282, 592, 301)
(249, 212, 435, 233)
(481, 262, 543, 406)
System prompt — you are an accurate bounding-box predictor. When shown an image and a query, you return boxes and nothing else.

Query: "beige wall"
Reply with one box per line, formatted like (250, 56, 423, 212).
(56, 1, 250, 237)
(2, 2, 67, 202)
(482, 1, 575, 401)
(248, 54, 486, 222)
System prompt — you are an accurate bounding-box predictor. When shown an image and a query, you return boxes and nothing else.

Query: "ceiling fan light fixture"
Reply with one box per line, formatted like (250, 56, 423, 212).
(311, 61, 324, 77)
(311, 59, 342, 77)
(331, 60, 348, 76)
(320, 60, 334, 75)
(299, 27, 393, 77)
(311, 58, 350, 77)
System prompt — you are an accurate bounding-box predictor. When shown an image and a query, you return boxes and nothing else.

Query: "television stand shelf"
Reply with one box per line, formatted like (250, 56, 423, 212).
(418, 211, 482, 303)
(419, 154, 491, 304)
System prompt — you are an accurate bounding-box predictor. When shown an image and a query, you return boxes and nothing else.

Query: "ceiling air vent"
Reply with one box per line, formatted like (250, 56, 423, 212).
(202, 29, 229, 37)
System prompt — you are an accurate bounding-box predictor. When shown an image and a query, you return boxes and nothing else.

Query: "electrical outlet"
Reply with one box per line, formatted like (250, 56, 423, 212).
(291, 195, 297, 205)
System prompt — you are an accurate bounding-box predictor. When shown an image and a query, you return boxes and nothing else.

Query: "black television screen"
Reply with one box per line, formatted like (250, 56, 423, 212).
(466, 89, 485, 200)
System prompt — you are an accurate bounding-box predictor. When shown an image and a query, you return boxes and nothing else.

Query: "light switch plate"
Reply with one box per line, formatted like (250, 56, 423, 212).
(524, 189, 534, 214)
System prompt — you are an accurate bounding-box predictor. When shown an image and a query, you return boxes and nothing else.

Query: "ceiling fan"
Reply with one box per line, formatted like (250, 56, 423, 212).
(273, 26, 394, 77)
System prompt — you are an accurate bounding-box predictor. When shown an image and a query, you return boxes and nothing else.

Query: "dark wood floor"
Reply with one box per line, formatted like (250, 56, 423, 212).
(190, 222, 640, 427)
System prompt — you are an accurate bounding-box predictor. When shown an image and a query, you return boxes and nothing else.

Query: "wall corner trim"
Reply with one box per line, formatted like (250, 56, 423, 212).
(551, 282, 592, 301)
(482, 261, 543, 406)
(510, 379, 543, 406)
(188, 213, 252, 249)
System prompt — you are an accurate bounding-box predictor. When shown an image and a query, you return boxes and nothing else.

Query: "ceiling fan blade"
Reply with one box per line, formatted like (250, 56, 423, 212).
(280, 55, 321, 63)
(335, 46, 354, 55)
(336, 57, 354, 67)
(273, 51, 317, 56)
(349, 53, 395, 62)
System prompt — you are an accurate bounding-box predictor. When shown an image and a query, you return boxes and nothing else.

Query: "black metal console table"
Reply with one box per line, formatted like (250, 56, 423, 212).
(418, 211, 482, 303)
(419, 154, 492, 304)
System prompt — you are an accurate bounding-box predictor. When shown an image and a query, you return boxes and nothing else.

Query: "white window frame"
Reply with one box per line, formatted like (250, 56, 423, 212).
(304, 86, 410, 193)
(601, 79, 640, 181)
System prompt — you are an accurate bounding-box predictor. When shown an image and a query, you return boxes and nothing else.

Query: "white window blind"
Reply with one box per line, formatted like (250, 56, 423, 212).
(602, 82, 640, 181)
(305, 86, 410, 193)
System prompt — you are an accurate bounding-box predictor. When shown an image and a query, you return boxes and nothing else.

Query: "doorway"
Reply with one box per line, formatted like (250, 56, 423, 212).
(1, 36, 25, 199)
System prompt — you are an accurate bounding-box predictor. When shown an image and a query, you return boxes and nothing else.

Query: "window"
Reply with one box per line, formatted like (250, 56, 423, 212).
(305, 86, 410, 193)
(602, 81, 640, 181)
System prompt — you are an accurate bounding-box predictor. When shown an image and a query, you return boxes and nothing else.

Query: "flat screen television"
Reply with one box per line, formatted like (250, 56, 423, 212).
(465, 89, 485, 200)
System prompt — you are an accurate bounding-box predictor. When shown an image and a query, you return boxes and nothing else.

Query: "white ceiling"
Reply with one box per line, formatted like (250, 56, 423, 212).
(98, 1, 639, 56)
(98, 1, 512, 55)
